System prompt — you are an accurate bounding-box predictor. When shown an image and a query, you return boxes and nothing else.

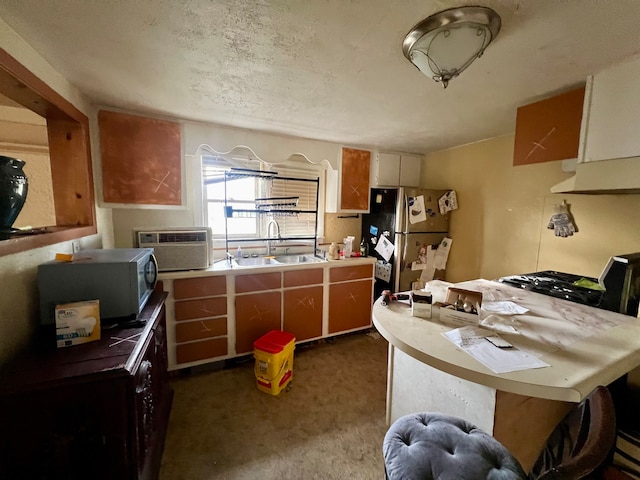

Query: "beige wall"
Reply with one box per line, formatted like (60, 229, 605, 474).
(323, 213, 362, 249)
(423, 134, 640, 282)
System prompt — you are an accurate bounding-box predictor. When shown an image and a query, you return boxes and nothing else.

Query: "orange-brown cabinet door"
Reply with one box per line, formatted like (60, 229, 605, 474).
(283, 286, 323, 341)
(513, 86, 585, 166)
(235, 291, 282, 354)
(98, 110, 182, 205)
(328, 279, 373, 334)
(340, 147, 370, 210)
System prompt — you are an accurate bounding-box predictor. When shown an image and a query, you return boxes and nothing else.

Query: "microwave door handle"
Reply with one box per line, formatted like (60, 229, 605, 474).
(145, 254, 158, 289)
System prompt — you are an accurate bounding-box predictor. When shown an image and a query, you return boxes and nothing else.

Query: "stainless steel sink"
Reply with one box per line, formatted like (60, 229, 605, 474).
(274, 254, 325, 264)
(230, 254, 325, 268)
(232, 256, 281, 267)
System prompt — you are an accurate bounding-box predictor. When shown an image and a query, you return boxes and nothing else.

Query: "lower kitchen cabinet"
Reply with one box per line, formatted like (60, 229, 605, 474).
(173, 275, 228, 365)
(0, 291, 172, 480)
(283, 285, 324, 341)
(235, 291, 282, 354)
(235, 272, 283, 354)
(328, 264, 374, 334)
(162, 259, 375, 370)
(328, 279, 374, 333)
(283, 268, 324, 341)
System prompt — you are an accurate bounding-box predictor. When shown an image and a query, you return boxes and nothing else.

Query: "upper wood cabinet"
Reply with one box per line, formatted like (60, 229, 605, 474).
(513, 86, 585, 166)
(326, 147, 371, 213)
(372, 152, 422, 187)
(98, 110, 182, 205)
(0, 48, 96, 258)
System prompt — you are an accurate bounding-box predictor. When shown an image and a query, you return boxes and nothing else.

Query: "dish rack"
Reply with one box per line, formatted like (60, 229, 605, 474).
(222, 168, 320, 255)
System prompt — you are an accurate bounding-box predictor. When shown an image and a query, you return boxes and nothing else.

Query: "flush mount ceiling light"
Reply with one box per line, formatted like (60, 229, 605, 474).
(402, 6, 501, 88)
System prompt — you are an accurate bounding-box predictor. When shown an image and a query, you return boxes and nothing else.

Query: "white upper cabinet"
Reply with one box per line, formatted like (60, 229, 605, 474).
(399, 154, 422, 186)
(373, 152, 400, 186)
(371, 152, 422, 187)
(581, 55, 640, 163)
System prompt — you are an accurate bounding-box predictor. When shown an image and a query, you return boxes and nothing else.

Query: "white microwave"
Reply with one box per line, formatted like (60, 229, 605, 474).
(135, 227, 212, 272)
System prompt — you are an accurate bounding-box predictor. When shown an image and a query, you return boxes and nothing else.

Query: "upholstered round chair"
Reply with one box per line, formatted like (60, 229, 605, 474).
(383, 412, 527, 480)
(382, 386, 616, 480)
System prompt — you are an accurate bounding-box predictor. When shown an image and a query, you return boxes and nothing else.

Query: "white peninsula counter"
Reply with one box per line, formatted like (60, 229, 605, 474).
(373, 278, 640, 470)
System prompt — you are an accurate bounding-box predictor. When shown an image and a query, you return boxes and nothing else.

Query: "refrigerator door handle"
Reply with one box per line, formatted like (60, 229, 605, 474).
(395, 187, 405, 234)
(394, 233, 404, 292)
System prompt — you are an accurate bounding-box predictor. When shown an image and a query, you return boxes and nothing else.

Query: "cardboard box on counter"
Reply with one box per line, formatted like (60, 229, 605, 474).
(55, 300, 100, 348)
(435, 287, 482, 328)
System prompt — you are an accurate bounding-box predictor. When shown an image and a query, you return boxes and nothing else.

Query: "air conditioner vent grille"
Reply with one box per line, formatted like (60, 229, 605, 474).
(135, 228, 212, 271)
(159, 232, 208, 243)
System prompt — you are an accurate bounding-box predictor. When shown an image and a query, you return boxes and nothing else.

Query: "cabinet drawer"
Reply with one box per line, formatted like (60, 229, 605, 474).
(174, 276, 226, 299)
(175, 317, 227, 343)
(236, 272, 281, 293)
(176, 337, 228, 364)
(283, 268, 323, 287)
(330, 264, 373, 283)
(175, 297, 227, 321)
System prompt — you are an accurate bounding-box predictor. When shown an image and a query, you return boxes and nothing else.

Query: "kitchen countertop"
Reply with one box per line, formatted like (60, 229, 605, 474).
(159, 255, 376, 280)
(373, 278, 640, 402)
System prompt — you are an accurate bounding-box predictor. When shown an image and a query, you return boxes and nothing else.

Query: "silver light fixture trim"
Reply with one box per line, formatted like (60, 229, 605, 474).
(403, 6, 501, 88)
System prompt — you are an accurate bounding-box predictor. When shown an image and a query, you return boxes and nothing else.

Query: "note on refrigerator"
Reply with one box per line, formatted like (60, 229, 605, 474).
(374, 234, 394, 262)
(419, 246, 437, 281)
(408, 195, 427, 224)
(434, 237, 452, 269)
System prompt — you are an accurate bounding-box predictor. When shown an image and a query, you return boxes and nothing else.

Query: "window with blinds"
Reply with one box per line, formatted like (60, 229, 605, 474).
(262, 166, 319, 239)
(202, 156, 321, 240)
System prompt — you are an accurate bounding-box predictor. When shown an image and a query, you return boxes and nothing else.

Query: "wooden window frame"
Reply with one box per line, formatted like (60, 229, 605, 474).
(0, 48, 96, 257)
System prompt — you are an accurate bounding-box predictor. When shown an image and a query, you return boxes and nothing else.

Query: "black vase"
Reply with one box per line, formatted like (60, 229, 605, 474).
(0, 155, 29, 233)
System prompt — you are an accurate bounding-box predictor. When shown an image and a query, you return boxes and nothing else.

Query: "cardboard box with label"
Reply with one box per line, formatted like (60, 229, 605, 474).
(435, 287, 482, 327)
(55, 299, 100, 348)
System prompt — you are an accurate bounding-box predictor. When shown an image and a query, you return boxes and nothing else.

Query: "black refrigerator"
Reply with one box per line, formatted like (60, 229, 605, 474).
(361, 187, 450, 298)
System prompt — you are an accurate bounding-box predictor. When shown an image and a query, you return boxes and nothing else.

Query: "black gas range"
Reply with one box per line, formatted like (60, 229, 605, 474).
(498, 270, 605, 308)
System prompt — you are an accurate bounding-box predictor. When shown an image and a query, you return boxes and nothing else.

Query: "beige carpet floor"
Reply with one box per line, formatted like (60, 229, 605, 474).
(159, 331, 389, 480)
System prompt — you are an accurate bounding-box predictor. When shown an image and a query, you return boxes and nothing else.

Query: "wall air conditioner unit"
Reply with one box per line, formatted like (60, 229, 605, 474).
(135, 227, 212, 272)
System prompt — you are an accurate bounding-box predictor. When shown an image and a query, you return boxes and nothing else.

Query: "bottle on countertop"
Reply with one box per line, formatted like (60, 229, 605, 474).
(237, 246, 242, 258)
(360, 238, 368, 257)
(455, 295, 464, 311)
(343, 236, 354, 258)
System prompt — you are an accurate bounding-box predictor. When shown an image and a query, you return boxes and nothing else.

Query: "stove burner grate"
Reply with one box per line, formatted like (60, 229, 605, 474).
(498, 270, 604, 307)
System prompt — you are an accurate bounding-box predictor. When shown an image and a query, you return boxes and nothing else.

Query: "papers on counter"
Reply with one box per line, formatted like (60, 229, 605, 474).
(481, 301, 529, 315)
(477, 300, 529, 335)
(443, 326, 549, 374)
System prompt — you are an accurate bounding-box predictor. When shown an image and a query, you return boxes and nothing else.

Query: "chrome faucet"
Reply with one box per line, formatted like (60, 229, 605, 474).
(265, 219, 281, 255)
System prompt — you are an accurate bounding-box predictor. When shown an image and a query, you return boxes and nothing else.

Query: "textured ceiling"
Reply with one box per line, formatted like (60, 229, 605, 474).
(1, 0, 640, 155)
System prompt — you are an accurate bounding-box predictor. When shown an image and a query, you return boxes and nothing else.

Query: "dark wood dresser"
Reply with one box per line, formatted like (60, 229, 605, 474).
(0, 291, 173, 480)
